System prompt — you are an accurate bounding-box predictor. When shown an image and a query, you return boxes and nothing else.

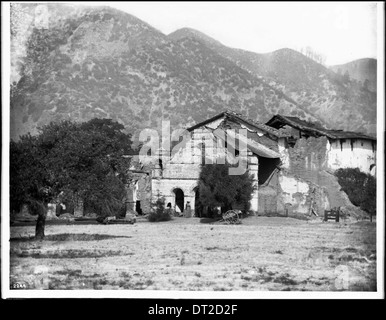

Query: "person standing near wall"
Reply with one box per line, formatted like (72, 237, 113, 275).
(185, 201, 192, 218)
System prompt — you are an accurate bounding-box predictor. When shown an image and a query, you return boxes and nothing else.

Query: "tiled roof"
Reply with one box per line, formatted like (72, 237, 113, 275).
(187, 109, 288, 138)
(266, 115, 376, 141)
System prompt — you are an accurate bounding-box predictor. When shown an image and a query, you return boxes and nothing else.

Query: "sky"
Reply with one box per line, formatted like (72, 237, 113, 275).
(81, 1, 380, 66)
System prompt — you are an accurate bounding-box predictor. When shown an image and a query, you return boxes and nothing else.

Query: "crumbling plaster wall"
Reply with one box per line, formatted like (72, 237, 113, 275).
(277, 172, 330, 216)
(137, 174, 152, 213)
(277, 134, 371, 217)
(258, 170, 279, 214)
(277, 136, 331, 215)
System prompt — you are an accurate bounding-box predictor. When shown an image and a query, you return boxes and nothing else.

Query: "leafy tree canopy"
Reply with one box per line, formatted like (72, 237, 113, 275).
(198, 161, 256, 214)
(10, 118, 133, 217)
(335, 168, 376, 215)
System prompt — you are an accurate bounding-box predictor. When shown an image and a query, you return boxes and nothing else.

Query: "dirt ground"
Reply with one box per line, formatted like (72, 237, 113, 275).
(9, 216, 377, 291)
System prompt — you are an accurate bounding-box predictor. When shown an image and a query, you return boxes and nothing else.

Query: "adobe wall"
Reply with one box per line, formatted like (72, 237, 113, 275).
(137, 174, 152, 213)
(286, 136, 328, 180)
(258, 185, 277, 214)
(258, 163, 279, 214)
(327, 138, 376, 174)
(277, 171, 330, 216)
(276, 135, 369, 218)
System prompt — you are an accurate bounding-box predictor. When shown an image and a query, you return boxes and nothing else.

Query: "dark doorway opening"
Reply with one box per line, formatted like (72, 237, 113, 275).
(135, 200, 142, 215)
(174, 188, 184, 213)
(258, 157, 281, 185)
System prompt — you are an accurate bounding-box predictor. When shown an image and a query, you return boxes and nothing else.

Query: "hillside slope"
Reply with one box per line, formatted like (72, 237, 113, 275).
(330, 58, 377, 92)
(169, 28, 377, 134)
(10, 4, 320, 141)
(10, 5, 376, 141)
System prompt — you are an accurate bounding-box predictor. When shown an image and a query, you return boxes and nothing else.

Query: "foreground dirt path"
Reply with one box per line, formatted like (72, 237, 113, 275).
(9, 217, 376, 291)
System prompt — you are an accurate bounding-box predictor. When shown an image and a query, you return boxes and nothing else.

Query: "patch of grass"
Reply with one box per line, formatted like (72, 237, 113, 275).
(145, 279, 154, 287)
(54, 269, 82, 277)
(205, 246, 221, 251)
(338, 255, 353, 262)
(169, 279, 183, 286)
(120, 271, 131, 278)
(48, 277, 66, 290)
(260, 275, 274, 283)
(273, 273, 298, 286)
(241, 275, 252, 281)
(274, 250, 283, 254)
(258, 267, 266, 273)
(213, 286, 227, 291)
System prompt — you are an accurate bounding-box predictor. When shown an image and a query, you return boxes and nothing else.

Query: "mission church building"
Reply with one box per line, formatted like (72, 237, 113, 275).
(126, 110, 377, 218)
(149, 110, 284, 216)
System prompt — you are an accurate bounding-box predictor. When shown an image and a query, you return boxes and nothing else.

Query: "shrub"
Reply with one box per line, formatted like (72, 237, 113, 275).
(198, 161, 256, 216)
(335, 168, 376, 215)
(148, 197, 172, 222)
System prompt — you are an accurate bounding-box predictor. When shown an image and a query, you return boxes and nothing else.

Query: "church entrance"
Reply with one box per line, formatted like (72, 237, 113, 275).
(173, 188, 184, 213)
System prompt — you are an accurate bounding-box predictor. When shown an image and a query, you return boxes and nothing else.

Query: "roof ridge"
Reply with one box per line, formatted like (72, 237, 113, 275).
(226, 111, 286, 137)
(187, 110, 287, 137)
(266, 114, 376, 140)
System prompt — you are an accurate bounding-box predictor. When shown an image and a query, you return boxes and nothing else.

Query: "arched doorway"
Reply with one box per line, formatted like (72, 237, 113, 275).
(173, 188, 184, 213)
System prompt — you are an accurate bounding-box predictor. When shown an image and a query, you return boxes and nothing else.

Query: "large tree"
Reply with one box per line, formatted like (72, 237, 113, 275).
(198, 162, 256, 216)
(10, 118, 133, 239)
(10, 133, 55, 239)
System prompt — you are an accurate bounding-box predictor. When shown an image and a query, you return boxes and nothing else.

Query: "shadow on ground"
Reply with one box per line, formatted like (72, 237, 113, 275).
(10, 233, 132, 242)
(199, 218, 222, 224)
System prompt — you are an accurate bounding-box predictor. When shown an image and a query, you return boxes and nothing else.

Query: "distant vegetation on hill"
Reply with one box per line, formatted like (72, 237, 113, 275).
(10, 3, 377, 142)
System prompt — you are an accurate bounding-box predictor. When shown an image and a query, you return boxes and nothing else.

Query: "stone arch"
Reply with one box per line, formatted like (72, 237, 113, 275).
(172, 188, 184, 213)
(189, 184, 199, 195)
(170, 186, 186, 196)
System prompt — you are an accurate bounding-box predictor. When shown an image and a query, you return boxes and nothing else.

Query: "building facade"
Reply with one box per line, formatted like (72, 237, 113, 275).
(266, 115, 377, 175)
(125, 112, 376, 218)
(148, 110, 283, 215)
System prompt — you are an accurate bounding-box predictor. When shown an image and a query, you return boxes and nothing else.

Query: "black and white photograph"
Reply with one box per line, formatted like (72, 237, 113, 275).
(1, 1, 384, 300)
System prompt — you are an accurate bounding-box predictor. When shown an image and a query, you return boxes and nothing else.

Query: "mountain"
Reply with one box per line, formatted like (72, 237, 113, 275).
(169, 28, 377, 134)
(330, 58, 377, 92)
(10, 4, 376, 142)
(10, 4, 321, 141)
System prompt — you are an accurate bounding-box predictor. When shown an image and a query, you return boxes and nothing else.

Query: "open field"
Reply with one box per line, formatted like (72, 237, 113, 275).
(9, 217, 376, 291)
